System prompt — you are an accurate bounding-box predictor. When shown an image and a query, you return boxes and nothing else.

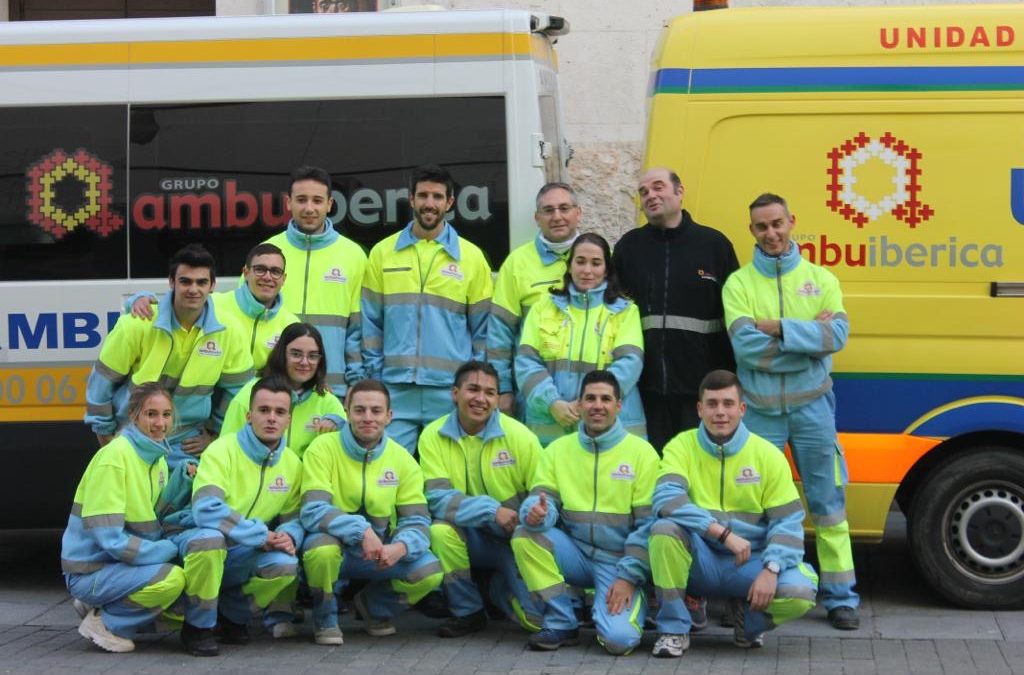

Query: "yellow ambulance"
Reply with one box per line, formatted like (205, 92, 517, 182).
(644, 3, 1024, 608)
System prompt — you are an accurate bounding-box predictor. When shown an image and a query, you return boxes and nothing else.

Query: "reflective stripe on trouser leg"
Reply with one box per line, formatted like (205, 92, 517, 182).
(169, 528, 227, 629)
(648, 519, 694, 636)
(510, 527, 577, 631)
(431, 521, 481, 617)
(590, 558, 645, 655)
(766, 562, 818, 627)
(218, 544, 298, 625)
(342, 550, 443, 619)
(70, 562, 186, 638)
(302, 533, 343, 630)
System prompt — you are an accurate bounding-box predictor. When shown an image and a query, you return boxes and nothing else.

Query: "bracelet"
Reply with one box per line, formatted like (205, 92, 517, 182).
(718, 526, 732, 544)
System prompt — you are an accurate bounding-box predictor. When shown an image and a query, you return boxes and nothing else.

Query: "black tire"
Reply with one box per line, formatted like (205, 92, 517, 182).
(908, 447, 1024, 609)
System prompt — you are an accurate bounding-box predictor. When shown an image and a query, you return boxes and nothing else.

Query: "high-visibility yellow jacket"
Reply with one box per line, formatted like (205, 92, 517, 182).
(723, 243, 849, 414)
(419, 410, 540, 535)
(362, 222, 492, 387)
(264, 218, 367, 394)
(519, 420, 659, 585)
(300, 425, 431, 562)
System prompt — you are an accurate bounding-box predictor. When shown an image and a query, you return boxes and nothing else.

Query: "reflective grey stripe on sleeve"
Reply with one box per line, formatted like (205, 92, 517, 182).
(397, 504, 429, 519)
(765, 500, 804, 520)
(657, 473, 688, 489)
(86, 402, 113, 417)
(425, 478, 453, 492)
(194, 485, 226, 502)
(728, 316, 755, 336)
(82, 514, 125, 529)
(768, 534, 804, 550)
(93, 359, 128, 384)
(489, 303, 518, 329)
(176, 384, 215, 397)
(219, 370, 254, 386)
(611, 345, 644, 360)
(302, 490, 334, 505)
(304, 314, 350, 329)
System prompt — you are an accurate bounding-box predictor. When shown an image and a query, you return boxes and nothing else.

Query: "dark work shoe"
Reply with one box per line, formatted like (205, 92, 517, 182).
(685, 594, 709, 632)
(216, 615, 250, 644)
(415, 591, 451, 619)
(528, 627, 580, 651)
(828, 606, 860, 631)
(181, 622, 219, 657)
(437, 610, 488, 638)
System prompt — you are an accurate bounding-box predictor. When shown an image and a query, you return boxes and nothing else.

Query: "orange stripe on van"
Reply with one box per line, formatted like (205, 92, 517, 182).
(784, 432, 939, 484)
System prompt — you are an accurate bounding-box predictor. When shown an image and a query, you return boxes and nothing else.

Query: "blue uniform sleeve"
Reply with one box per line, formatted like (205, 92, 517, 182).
(518, 490, 560, 533)
(300, 492, 372, 547)
(486, 311, 518, 394)
(780, 312, 849, 358)
(155, 461, 197, 519)
(729, 319, 812, 373)
(516, 308, 561, 416)
(653, 478, 716, 536)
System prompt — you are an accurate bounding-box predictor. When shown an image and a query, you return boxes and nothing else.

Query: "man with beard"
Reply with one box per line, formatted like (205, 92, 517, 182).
(362, 164, 493, 453)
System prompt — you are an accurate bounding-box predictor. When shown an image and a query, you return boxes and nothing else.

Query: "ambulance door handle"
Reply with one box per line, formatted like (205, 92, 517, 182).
(990, 282, 1024, 297)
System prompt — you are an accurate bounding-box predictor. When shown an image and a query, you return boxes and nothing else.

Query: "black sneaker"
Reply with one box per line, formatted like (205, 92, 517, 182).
(216, 615, 250, 645)
(828, 606, 860, 631)
(528, 627, 580, 651)
(415, 591, 451, 619)
(181, 622, 219, 657)
(437, 610, 488, 638)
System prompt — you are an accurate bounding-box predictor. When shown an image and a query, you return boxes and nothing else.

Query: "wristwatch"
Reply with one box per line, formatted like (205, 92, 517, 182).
(764, 560, 781, 574)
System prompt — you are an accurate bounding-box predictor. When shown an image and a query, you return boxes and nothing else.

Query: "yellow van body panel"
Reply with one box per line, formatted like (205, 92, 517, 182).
(645, 5, 1024, 541)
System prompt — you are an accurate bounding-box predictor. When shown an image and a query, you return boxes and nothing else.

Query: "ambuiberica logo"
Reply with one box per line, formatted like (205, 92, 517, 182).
(25, 148, 124, 239)
(804, 132, 1004, 269)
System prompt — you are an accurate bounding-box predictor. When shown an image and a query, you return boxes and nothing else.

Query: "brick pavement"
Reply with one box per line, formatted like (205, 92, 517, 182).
(2, 517, 1023, 675)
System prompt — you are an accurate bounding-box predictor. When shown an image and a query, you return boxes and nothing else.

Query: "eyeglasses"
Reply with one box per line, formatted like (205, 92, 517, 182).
(251, 264, 285, 279)
(286, 350, 322, 363)
(538, 205, 578, 217)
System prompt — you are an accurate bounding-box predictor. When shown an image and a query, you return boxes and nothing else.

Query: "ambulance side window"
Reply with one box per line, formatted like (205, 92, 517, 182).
(0, 105, 128, 281)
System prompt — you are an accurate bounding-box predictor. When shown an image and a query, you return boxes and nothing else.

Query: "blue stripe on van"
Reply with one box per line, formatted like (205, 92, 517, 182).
(652, 66, 1024, 94)
(831, 373, 1024, 435)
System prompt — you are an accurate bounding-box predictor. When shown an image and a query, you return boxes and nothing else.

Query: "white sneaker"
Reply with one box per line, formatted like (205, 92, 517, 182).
(353, 591, 396, 637)
(271, 622, 298, 639)
(78, 610, 135, 653)
(72, 598, 92, 619)
(314, 625, 345, 645)
(730, 599, 764, 649)
(652, 633, 689, 657)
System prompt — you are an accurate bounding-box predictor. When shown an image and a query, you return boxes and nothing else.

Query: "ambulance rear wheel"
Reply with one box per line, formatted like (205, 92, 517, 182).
(909, 447, 1024, 609)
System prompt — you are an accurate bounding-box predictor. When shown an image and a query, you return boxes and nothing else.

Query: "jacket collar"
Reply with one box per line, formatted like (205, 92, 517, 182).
(577, 418, 627, 452)
(154, 292, 223, 336)
(439, 409, 505, 443)
(284, 218, 340, 251)
(121, 423, 171, 465)
(642, 208, 696, 238)
(534, 233, 569, 265)
(696, 420, 751, 457)
(236, 423, 285, 466)
(339, 422, 387, 462)
(551, 281, 629, 314)
(233, 283, 283, 321)
(752, 241, 802, 277)
(394, 221, 461, 260)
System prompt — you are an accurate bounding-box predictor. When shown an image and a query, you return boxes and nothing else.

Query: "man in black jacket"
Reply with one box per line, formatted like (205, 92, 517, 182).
(613, 167, 739, 454)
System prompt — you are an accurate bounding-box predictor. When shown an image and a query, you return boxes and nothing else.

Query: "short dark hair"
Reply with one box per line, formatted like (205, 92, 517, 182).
(667, 170, 682, 190)
(245, 242, 285, 269)
(535, 182, 578, 211)
(580, 369, 621, 401)
(289, 166, 332, 195)
(550, 232, 626, 304)
(348, 378, 391, 408)
(411, 164, 454, 199)
(250, 375, 293, 406)
(453, 360, 499, 389)
(698, 369, 744, 400)
(168, 243, 216, 283)
(749, 192, 789, 215)
(261, 323, 328, 395)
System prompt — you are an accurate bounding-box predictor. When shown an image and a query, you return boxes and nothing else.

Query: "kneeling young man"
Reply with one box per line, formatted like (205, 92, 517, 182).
(512, 370, 659, 655)
(420, 360, 544, 637)
(171, 376, 304, 656)
(649, 370, 817, 657)
(301, 379, 443, 645)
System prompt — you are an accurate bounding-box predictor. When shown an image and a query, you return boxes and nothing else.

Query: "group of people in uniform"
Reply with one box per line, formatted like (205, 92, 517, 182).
(62, 163, 858, 659)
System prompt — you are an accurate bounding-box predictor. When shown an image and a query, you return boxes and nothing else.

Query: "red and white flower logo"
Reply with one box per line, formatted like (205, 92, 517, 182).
(826, 132, 934, 228)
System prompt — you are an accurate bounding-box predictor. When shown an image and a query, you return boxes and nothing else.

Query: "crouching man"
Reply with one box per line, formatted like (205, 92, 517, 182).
(170, 376, 304, 656)
(511, 370, 659, 655)
(300, 379, 443, 645)
(649, 370, 817, 657)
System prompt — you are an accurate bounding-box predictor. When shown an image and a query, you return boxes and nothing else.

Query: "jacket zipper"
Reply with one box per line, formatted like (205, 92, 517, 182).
(577, 290, 591, 363)
(245, 453, 272, 519)
(775, 258, 787, 412)
(412, 245, 445, 380)
(590, 439, 599, 546)
(660, 241, 671, 393)
(249, 311, 263, 355)
(359, 451, 370, 517)
(301, 236, 312, 319)
(718, 446, 726, 513)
